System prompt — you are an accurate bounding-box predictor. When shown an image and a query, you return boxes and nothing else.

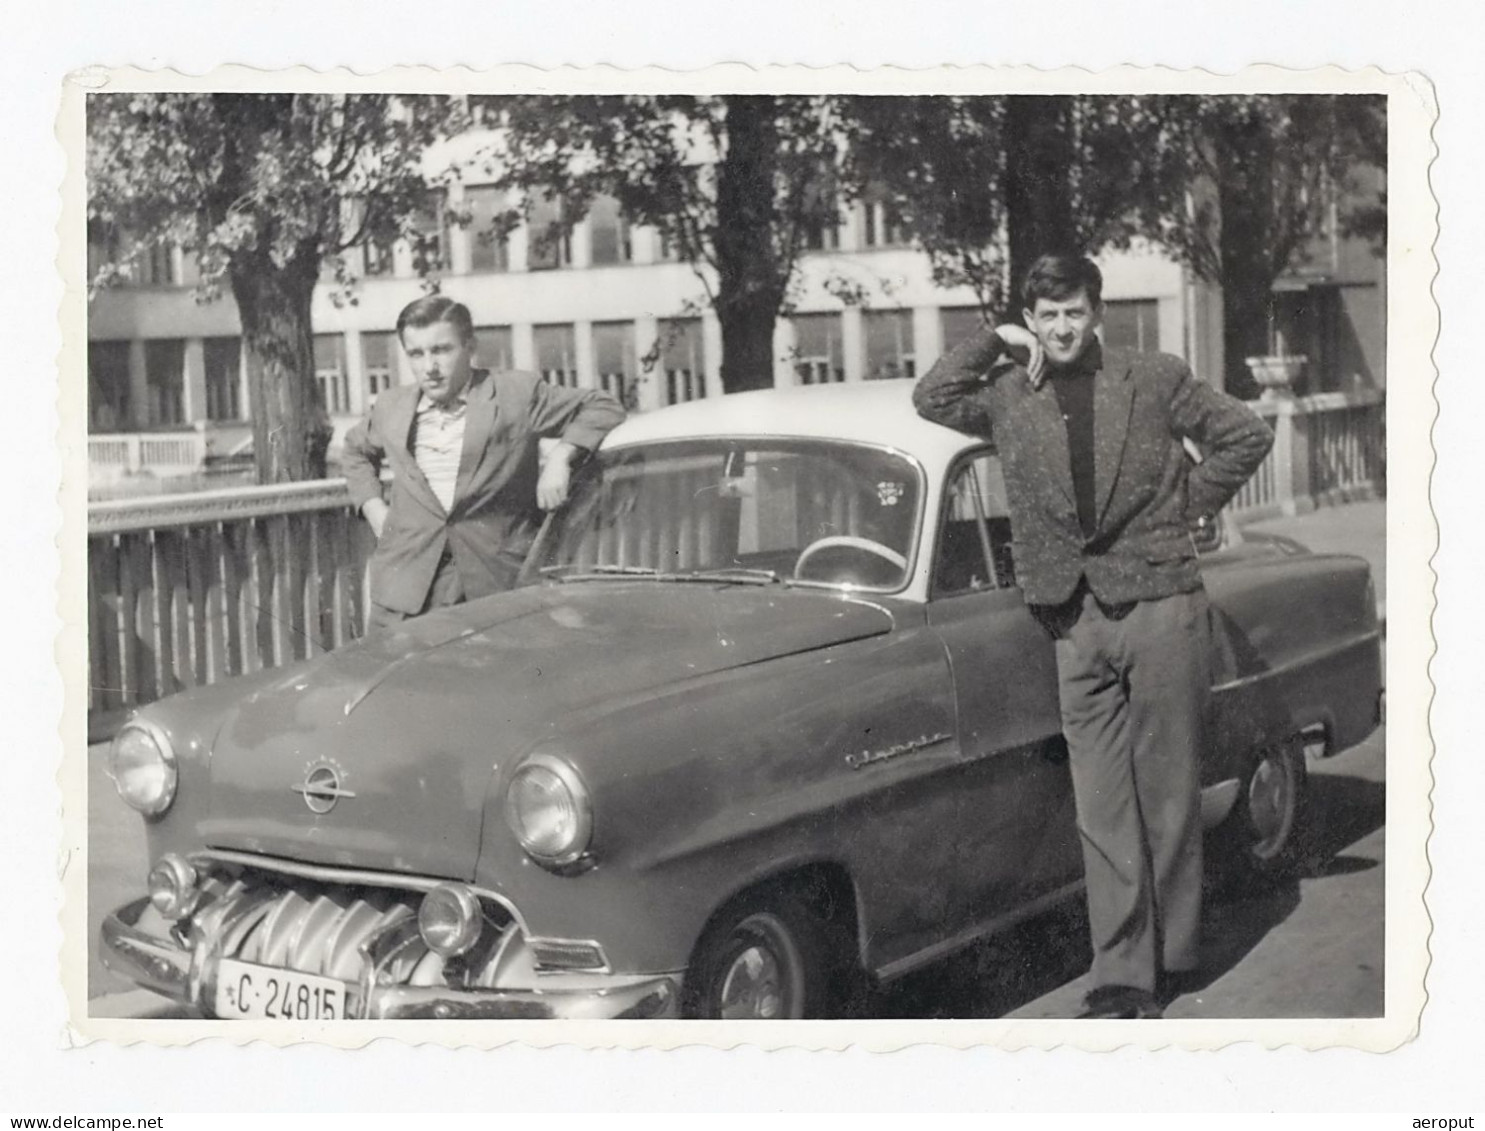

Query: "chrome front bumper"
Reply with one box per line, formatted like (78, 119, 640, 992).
(101, 897, 678, 1021)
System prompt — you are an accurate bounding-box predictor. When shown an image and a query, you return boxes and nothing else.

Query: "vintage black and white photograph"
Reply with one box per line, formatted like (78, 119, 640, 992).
(66, 68, 1431, 1046)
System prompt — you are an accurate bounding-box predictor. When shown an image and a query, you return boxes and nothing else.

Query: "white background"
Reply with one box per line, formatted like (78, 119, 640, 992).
(3, 1, 1480, 1113)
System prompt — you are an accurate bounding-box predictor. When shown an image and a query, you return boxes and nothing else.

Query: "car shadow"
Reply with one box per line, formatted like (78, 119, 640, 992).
(857, 763, 1385, 1019)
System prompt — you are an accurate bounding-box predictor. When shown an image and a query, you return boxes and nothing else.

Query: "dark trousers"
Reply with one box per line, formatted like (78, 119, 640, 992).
(1045, 585, 1211, 993)
(366, 551, 467, 633)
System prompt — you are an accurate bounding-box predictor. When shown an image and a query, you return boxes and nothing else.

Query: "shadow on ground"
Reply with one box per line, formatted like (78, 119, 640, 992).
(859, 763, 1385, 1019)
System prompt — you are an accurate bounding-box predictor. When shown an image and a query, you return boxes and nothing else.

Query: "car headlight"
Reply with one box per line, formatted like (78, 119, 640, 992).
(110, 720, 178, 817)
(505, 754, 593, 866)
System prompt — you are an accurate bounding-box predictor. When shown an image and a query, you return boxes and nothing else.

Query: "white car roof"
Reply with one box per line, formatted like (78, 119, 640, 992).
(601, 379, 983, 467)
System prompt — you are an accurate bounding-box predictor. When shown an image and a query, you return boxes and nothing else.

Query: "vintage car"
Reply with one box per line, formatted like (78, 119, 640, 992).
(101, 380, 1382, 1021)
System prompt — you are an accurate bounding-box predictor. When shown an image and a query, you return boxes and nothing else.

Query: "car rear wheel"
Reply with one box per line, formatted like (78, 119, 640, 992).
(684, 892, 842, 1019)
(1213, 734, 1312, 890)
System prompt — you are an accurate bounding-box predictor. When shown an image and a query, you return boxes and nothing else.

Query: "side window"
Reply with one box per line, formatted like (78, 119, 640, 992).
(933, 453, 1017, 596)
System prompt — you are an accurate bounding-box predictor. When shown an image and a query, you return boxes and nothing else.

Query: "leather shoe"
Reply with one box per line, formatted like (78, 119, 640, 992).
(1078, 985, 1164, 1019)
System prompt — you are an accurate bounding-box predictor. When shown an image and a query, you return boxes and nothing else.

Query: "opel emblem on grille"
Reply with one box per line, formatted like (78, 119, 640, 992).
(292, 759, 356, 814)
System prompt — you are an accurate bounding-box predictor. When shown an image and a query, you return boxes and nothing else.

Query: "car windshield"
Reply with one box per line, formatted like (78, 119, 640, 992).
(532, 439, 923, 592)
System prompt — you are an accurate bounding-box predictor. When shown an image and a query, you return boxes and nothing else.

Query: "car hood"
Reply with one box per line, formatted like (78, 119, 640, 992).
(199, 581, 895, 880)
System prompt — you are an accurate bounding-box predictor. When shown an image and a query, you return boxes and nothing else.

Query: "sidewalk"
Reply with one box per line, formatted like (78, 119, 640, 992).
(1242, 499, 1386, 624)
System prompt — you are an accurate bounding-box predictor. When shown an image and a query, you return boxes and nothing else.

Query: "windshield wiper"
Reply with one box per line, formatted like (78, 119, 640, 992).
(683, 567, 783, 586)
(540, 563, 664, 581)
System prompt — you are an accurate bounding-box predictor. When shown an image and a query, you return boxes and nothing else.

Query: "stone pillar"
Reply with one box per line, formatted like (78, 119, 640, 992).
(773, 319, 798, 388)
(841, 307, 865, 383)
(511, 322, 536, 371)
(343, 331, 368, 415)
(446, 184, 473, 277)
(630, 224, 658, 266)
(507, 219, 531, 274)
(237, 339, 252, 422)
(574, 320, 597, 389)
(127, 339, 149, 428)
(701, 312, 724, 398)
(182, 338, 208, 424)
(633, 315, 663, 412)
(912, 305, 943, 376)
(569, 215, 592, 270)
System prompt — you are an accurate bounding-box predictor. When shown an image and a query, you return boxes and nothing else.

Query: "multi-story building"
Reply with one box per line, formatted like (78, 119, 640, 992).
(85, 162, 1385, 490)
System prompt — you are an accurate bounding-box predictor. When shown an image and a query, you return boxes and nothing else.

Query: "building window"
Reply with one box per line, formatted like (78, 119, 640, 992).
(658, 318, 706, 404)
(527, 194, 572, 271)
(1102, 299, 1160, 354)
(464, 185, 511, 273)
(861, 184, 908, 249)
(792, 314, 845, 384)
(203, 337, 242, 422)
(588, 194, 633, 266)
(593, 322, 636, 402)
(144, 339, 185, 425)
(88, 340, 132, 432)
(360, 237, 396, 277)
(474, 325, 514, 371)
(409, 190, 449, 273)
(535, 324, 579, 387)
(864, 310, 916, 381)
(941, 306, 992, 353)
(361, 331, 398, 400)
(135, 241, 177, 287)
(314, 333, 351, 415)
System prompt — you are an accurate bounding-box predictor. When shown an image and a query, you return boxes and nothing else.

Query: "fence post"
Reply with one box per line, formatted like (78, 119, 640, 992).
(1269, 400, 1296, 515)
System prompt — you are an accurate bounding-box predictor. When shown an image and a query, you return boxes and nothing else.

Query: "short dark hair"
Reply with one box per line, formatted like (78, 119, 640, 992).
(1021, 254, 1104, 311)
(396, 294, 475, 344)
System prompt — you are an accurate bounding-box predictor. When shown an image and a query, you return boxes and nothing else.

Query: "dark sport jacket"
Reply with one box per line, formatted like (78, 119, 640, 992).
(914, 330, 1273, 607)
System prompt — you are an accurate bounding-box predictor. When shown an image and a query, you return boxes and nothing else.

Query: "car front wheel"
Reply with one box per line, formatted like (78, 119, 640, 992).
(684, 892, 839, 1019)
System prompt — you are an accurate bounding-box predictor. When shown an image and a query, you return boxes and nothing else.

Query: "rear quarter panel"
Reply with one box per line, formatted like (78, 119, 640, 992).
(1203, 550, 1382, 761)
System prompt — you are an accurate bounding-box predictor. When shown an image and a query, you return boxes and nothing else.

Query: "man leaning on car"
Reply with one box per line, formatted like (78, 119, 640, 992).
(913, 254, 1273, 1019)
(343, 295, 625, 631)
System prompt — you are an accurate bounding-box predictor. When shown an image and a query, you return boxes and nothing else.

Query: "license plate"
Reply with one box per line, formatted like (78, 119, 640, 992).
(214, 958, 346, 1020)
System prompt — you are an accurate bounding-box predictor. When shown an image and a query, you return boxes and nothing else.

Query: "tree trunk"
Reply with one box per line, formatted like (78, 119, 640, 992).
(230, 254, 332, 483)
(1216, 120, 1279, 399)
(1004, 97, 1077, 313)
(714, 95, 786, 394)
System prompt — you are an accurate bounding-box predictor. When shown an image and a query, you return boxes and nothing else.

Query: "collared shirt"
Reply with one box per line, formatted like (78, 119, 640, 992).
(1050, 346, 1101, 541)
(411, 391, 468, 513)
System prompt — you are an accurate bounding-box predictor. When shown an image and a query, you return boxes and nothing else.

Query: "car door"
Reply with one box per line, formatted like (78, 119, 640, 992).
(924, 450, 1083, 932)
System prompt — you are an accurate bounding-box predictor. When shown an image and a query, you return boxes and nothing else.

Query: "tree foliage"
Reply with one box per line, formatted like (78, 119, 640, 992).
(473, 94, 849, 394)
(87, 93, 463, 481)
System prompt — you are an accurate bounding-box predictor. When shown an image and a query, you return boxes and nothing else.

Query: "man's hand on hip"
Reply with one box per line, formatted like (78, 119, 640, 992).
(537, 441, 578, 510)
(361, 498, 389, 539)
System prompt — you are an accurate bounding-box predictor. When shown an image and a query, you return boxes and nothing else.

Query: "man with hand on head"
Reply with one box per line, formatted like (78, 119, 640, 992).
(914, 254, 1273, 1019)
(343, 295, 625, 632)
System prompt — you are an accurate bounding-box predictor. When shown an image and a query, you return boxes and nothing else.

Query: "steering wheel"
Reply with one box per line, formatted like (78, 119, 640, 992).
(793, 535, 908, 584)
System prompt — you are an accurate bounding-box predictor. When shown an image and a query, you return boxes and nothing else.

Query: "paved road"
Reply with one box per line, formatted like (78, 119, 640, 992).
(87, 722, 1385, 1020)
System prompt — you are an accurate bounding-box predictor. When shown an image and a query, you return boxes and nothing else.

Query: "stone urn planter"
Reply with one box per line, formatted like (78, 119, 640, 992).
(1245, 354, 1307, 400)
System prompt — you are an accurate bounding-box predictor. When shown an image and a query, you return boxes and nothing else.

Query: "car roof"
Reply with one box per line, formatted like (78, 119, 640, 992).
(601, 379, 983, 465)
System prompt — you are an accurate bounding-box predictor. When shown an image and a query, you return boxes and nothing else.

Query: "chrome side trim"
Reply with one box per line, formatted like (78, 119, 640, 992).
(1211, 629, 1382, 695)
(873, 880, 1084, 984)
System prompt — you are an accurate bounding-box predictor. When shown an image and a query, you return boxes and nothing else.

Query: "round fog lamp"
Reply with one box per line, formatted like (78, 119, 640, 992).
(417, 884, 483, 957)
(147, 853, 200, 920)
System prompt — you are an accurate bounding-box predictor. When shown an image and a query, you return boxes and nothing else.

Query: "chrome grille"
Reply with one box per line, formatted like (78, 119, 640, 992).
(186, 869, 515, 989)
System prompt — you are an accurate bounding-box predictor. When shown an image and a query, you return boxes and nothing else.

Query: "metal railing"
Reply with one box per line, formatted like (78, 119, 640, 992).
(1227, 390, 1385, 521)
(88, 480, 375, 738)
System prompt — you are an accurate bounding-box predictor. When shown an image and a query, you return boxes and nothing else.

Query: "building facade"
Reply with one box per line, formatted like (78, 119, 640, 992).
(85, 162, 1384, 488)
